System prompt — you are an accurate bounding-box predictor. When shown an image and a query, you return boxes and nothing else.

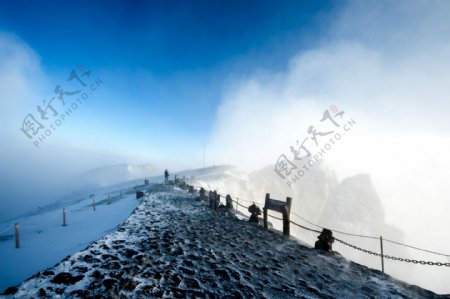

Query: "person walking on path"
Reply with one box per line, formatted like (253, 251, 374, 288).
(164, 169, 169, 183)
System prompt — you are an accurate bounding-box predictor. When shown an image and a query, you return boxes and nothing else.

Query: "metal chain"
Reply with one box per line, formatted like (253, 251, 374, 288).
(193, 184, 450, 264)
(335, 238, 450, 267)
(335, 238, 382, 257)
(267, 214, 283, 221)
(216, 192, 253, 204)
(383, 238, 450, 257)
(290, 220, 322, 234)
(290, 211, 378, 240)
(232, 200, 249, 210)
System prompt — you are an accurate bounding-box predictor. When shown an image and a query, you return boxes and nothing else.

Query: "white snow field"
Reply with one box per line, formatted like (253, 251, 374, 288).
(0, 179, 152, 293)
(4, 184, 448, 298)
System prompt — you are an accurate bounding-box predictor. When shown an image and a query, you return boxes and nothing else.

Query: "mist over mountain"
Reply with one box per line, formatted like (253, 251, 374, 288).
(185, 163, 439, 291)
(73, 163, 161, 189)
(1, 163, 447, 294)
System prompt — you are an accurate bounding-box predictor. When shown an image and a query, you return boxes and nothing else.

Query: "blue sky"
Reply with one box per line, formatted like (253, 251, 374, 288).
(0, 0, 333, 71)
(0, 0, 339, 218)
(0, 0, 337, 165)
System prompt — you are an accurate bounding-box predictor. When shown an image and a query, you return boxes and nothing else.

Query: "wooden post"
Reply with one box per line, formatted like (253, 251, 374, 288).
(263, 193, 270, 230)
(108, 192, 111, 204)
(214, 191, 220, 210)
(283, 197, 292, 236)
(92, 197, 96, 211)
(263, 194, 291, 236)
(236, 198, 239, 213)
(226, 194, 233, 209)
(199, 187, 205, 201)
(286, 197, 292, 211)
(63, 208, 67, 226)
(15, 223, 20, 249)
(263, 194, 269, 226)
(380, 236, 385, 273)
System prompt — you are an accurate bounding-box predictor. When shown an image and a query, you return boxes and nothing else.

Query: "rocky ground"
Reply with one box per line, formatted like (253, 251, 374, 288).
(4, 184, 448, 298)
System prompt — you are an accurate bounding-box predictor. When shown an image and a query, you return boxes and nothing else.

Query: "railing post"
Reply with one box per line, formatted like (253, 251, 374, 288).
(380, 236, 385, 273)
(226, 194, 233, 209)
(63, 208, 67, 226)
(199, 187, 206, 201)
(215, 191, 220, 210)
(263, 193, 270, 230)
(15, 223, 20, 249)
(211, 190, 218, 210)
(286, 197, 292, 211)
(283, 197, 292, 236)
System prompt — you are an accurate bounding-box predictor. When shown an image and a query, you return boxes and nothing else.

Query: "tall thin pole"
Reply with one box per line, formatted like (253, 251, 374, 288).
(380, 236, 385, 273)
(63, 208, 67, 226)
(15, 223, 20, 249)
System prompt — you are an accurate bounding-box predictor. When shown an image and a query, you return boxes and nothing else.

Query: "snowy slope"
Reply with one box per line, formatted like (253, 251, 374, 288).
(179, 164, 450, 294)
(1, 165, 448, 296)
(0, 180, 152, 293)
(6, 185, 447, 298)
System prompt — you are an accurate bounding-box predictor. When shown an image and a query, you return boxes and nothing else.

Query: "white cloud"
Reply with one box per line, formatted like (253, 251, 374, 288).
(0, 33, 126, 221)
(0, 33, 44, 110)
(209, 1, 450, 293)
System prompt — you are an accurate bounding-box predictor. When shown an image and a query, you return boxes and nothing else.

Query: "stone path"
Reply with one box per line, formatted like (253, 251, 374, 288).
(10, 185, 447, 298)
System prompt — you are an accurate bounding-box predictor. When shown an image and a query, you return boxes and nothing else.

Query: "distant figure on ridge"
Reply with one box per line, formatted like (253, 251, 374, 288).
(164, 169, 169, 183)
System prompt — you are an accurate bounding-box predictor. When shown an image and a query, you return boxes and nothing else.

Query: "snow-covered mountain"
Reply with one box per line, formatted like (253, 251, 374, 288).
(183, 163, 448, 294)
(1, 164, 448, 296)
(178, 165, 251, 200)
(74, 163, 161, 189)
(185, 164, 391, 239)
(318, 174, 409, 280)
(5, 186, 448, 298)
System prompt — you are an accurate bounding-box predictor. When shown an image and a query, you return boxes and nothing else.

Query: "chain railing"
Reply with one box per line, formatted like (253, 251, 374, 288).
(188, 182, 450, 270)
(1, 180, 151, 249)
(335, 237, 450, 267)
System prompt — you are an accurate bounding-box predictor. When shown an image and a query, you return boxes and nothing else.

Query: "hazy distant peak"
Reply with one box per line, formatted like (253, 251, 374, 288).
(75, 163, 161, 188)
